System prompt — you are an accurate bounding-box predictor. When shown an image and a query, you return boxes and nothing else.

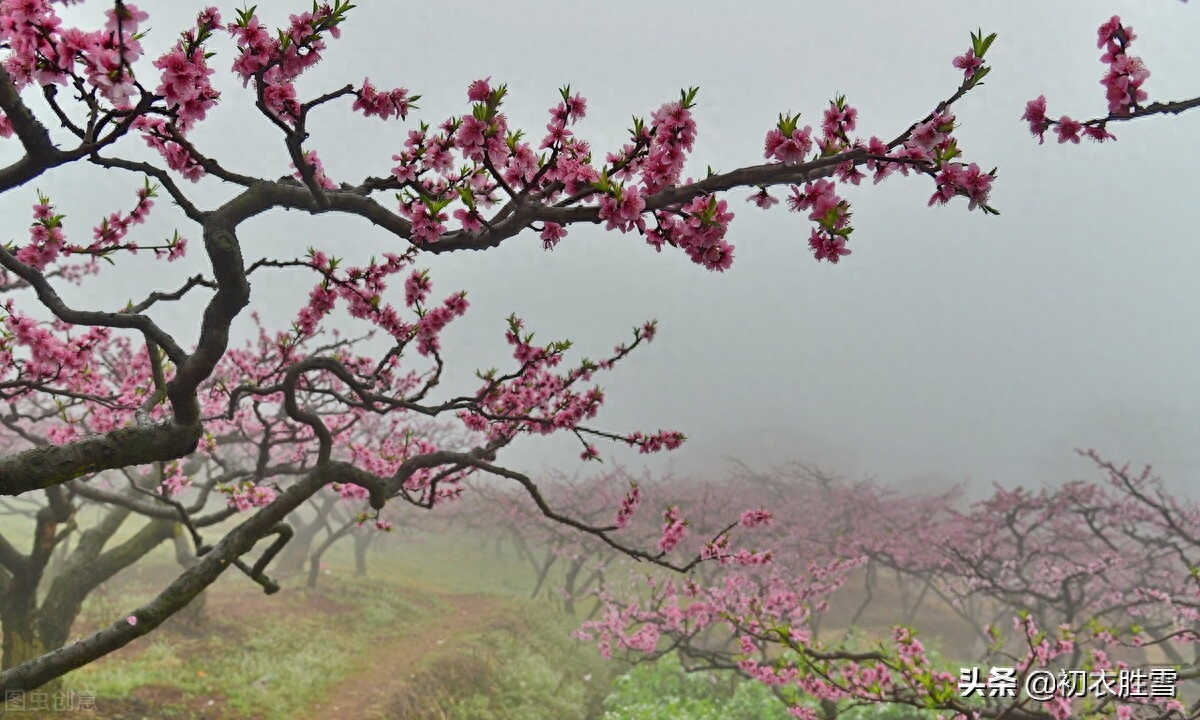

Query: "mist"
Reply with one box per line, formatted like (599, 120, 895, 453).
(5, 0, 1198, 497)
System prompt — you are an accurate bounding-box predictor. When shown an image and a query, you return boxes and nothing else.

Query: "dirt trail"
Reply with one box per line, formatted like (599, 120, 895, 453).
(302, 593, 504, 720)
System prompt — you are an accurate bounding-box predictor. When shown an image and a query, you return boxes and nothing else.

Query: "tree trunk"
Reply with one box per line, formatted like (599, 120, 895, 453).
(1, 500, 65, 682)
(167, 527, 207, 632)
(278, 497, 337, 576)
(306, 523, 354, 589)
(562, 558, 583, 617)
(0, 568, 62, 693)
(1, 571, 44, 671)
(353, 532, 370, 578)
(38, 514, 175, 654)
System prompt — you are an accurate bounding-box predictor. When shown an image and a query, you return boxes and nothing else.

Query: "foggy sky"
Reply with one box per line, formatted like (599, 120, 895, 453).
(4, 1, 1199, 497)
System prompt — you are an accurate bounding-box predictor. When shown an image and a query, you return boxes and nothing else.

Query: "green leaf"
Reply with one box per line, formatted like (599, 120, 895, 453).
(980, 32, 997, 56)
(968, 66, 991, 87)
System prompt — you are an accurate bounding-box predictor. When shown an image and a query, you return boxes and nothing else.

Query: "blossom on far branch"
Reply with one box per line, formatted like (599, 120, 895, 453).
(5, 2, 1014, 269)
(1023, 14, 1197, 146)
(757, 34, 1002, 263)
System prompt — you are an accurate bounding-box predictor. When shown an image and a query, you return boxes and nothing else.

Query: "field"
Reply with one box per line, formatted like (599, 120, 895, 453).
(0, 514, 1112, 720)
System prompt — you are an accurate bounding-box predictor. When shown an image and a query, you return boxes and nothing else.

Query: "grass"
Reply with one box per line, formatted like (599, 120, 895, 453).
(61, 573, 435, 719)
(4, 521, 610, 719)
(1, 516, 996, 720)
(381, 602, 615, 720)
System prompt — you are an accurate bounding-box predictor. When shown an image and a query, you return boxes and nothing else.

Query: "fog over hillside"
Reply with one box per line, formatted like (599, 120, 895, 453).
(5, 0, 1197, 496)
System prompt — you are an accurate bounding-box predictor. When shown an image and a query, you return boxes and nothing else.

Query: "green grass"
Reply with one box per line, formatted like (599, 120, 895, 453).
(29, 522, 605, 719)
(64, 574, 434, 720)
(382, 602, 614, 720)
(5, 518, 972, 720)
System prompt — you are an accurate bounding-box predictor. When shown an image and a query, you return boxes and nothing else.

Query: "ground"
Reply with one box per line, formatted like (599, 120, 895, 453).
(1, 523, 1071, 720)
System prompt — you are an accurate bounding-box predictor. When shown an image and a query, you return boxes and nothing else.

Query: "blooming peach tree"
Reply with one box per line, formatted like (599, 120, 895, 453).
(0, 0, 1196, 705)
(583, 455, 1200, 720)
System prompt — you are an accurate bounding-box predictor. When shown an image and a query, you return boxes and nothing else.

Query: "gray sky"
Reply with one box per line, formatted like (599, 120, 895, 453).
(6, 1, 1200, 496)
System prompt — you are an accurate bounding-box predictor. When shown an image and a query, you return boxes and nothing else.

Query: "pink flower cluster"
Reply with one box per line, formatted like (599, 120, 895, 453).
(657, 505, 687, 553)
(1097, 15, 1150, 115)
(764, 117, 814, 166)
(638, 99, 697, 193)
(220, 480, 279, 512)
(598, 186, 647, 233)
(72, 182, 187, 262)
(820, 98, 858, 152)
(160, 462, 191, 498)
(1021, 16, 1154, 145)
(646, 195, 736, 272)
(152, 8, 221, 131)
(1, 302, 110, 386)
(1022, 96, 1115, 146)
(462, 319, 605, 439)
(699, 534, 774, 566)
(455, 316, 682, 463)
(16, 196, 66, 270)
(739, 508, 772, 528)
(134, 116, 206, 181)
(788, 179, 852, 263)
(371, 82, 730, 272)
(295, 249, 468, 355)
(352, 77, 415, 121)
(226, 3, 351, 122)
(613, 482, 642, 530)
(626, 429, 686, 454)
(0, 0, 146, 105)
(927, 162, 993, 211)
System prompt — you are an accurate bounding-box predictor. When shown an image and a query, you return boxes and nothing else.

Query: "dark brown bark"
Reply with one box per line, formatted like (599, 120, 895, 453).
(38, 516, 176, 652)
(0, 461, 347, 691)
(167, 529, 207, 631)
(0, 500, 172, 679)
(0, 422, 202, 496)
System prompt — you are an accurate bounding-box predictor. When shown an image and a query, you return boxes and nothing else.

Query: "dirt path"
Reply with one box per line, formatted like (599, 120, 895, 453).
(302, 593, 504, 720)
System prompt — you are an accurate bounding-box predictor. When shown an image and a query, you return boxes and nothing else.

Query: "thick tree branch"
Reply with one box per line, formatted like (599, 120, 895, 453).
(0, 246, 188, 365)
(0, 422, 202, 496)
(0, 460, 348, 691)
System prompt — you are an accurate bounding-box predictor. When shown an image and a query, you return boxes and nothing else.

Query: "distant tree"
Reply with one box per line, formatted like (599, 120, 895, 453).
(584, 454, 1200, 719)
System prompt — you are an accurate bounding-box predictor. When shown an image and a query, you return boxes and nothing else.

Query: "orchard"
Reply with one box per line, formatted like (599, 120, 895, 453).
(0, 2, 1197, 719)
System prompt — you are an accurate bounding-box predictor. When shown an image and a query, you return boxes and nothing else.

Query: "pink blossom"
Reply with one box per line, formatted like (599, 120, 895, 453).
(808, 230, 851, 264)
(614, 483, 642, 529)
(746, 189, 778, 209)
(1021, 96, 1050, 144)
(657, 505, 687, 553)
(764, 126, 813, 165)
(739, 508, 772, 528)
(540, 222, 567, 250)
(952, 48, 984, 78)
(598, 186, 646, 233)
(353, 78, 414, 120)
(1054, 115, 1083, 144)
(467, 77, 493, 103)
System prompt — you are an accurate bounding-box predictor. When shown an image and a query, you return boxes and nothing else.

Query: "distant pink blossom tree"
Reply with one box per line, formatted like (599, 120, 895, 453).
(582, 454, 1200, 719)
